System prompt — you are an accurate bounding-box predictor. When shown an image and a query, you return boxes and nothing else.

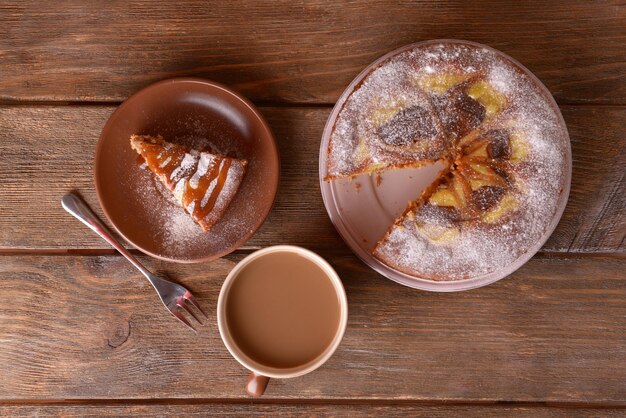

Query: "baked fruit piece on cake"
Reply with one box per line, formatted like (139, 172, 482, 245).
(416, 71, 507, 142)
(130, 134, 247, 232)
(325, 59, 451, 180)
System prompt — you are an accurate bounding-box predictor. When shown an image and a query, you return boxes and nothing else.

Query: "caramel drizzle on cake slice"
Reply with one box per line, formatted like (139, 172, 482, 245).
(130, 134, 246, 232)
(180, 156, 233, 222)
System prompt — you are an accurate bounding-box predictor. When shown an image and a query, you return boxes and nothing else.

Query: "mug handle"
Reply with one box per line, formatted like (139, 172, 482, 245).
(246, 372, 270, 397)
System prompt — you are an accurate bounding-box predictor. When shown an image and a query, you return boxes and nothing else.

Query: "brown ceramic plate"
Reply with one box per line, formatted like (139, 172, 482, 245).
(95, 78, 279, 263)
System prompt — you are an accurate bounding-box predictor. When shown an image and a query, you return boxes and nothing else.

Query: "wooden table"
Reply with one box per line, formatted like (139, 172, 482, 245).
(1, 1, 625, 416)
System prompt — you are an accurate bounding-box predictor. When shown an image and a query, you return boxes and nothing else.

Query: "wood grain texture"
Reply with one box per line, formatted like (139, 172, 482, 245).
(0, 106, 624, 253)
(2, 403, 625, 417)
(0, 254, 624, 402)
(545, 106, 625, 253)
(1, 1, 624, 104)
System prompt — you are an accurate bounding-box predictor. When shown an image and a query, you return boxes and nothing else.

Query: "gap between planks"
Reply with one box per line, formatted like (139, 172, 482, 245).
(0, 398, 624, 409)
(0, 99, 336, 108)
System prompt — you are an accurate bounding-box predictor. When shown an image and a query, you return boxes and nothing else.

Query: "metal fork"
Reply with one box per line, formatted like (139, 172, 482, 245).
(61, 193, 206, 332)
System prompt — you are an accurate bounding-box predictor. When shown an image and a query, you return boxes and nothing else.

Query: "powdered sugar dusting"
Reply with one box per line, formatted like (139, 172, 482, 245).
(159, 156, 172, 168)
(201, 160, 225, 208)
(133, 175, 201, 250)
(162, 205, 201, 248)
(172, 178, 186, 203)
(170, 153, 197, 181)
(189, 152, 215, 189)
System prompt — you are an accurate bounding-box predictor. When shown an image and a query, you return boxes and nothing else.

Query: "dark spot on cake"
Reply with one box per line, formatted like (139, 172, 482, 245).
(453, 93, 486, 137)
(377, 105, 438, 146)
(472, 186, 505, 211)
(433, 88, 485, 139)
(486, 129, 512, 159)
(492, 166, 513, 185)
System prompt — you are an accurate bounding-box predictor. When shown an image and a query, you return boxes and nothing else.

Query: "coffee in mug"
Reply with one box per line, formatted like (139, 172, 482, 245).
(217, 245, 348, 396)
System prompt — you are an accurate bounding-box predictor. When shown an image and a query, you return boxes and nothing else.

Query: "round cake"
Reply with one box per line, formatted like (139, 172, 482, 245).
(325, 40, 570, 281)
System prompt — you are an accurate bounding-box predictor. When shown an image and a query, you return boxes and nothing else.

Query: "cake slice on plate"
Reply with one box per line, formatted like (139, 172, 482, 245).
(130, 134, 247, 232)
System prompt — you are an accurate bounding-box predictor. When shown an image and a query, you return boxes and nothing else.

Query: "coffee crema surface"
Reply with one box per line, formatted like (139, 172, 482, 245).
(225, 251, 341, 369)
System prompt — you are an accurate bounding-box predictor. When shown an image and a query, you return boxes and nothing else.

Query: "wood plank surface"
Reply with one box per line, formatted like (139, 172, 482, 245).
(2, 1, 625, 413)
(1, 1, 624, 105)
(1, 254, 624, 402)
(2, 403, 625, 417)
(0, 105, 624, 253)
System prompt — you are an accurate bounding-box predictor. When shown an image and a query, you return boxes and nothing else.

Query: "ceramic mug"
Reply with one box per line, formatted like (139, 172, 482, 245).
(217, 245, 348, 396)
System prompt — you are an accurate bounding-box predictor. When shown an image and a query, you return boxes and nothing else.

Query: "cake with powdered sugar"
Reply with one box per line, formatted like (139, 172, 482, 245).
(130, 134, 247, 232)
(325, 41, 569, 281)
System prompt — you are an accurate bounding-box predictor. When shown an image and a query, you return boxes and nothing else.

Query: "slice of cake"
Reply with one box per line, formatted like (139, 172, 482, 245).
(325, 60, 451, 180)
(130, 134, 247, 232)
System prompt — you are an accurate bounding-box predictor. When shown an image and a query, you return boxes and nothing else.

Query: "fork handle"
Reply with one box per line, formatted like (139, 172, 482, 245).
(61, 193, 152, 278)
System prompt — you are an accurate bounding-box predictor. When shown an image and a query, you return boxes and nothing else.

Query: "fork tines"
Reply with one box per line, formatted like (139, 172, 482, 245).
(170, 292, 208, 332)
